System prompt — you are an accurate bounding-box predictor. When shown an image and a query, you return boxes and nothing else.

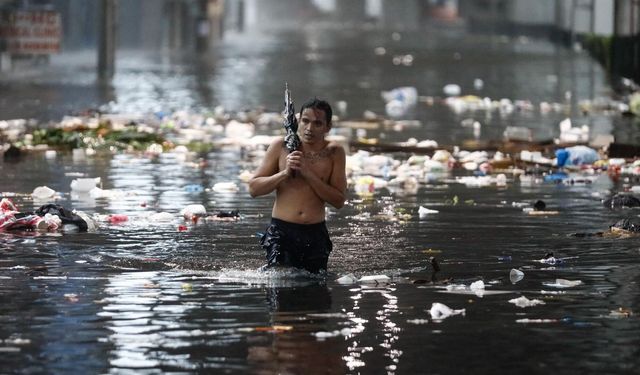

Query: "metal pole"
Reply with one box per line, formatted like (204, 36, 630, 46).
(570, 0, 576, 45)
(98, 0, 116, 81)
(196, 0, 208, 53)
(590, 0, 595, 35)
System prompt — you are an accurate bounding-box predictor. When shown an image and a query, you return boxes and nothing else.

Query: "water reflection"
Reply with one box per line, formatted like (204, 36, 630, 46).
(248, 281, 344, 374)
(100, 271, 252, 371)
(342, 284, 401, 372)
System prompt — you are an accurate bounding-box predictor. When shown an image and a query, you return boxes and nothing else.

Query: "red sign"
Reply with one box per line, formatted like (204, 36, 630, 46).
(0, 11, 62, 54)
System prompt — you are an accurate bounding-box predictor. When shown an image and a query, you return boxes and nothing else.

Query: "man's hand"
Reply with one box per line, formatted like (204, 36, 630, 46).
(286, 151, 304, 175)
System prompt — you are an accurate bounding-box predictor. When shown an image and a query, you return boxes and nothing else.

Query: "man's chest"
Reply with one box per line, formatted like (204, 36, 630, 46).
(279, 150, 333, 178)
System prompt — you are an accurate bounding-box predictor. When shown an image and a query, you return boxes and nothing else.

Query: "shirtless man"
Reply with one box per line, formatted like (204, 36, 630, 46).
(249, 98, 347, 273)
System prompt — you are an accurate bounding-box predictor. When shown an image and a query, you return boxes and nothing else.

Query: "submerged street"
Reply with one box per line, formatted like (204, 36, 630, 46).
(2, 2, 640, 374)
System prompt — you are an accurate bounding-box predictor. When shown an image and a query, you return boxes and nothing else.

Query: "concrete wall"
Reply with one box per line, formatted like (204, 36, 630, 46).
(556, 0, 614, 36)
(614, 0, 640, 36)
(509, 0, 555, 25)
(380, 0, 421, 30)
(593, 0, 614, 35)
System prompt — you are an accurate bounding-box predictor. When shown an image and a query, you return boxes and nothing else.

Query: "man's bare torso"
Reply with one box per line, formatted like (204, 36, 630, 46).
(272, 142, 335, 224)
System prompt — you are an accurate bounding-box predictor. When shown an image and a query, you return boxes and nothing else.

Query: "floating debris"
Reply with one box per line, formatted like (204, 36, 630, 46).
(509, 296, 545, 308)
(543, 279, 583, 288)
(509, 269, 524, 284)
(358, 275, 391, 284)
(429, 302, 466, 321)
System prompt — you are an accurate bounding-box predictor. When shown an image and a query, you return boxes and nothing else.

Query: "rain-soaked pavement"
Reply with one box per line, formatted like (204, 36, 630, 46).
(1, 23, 640, 374)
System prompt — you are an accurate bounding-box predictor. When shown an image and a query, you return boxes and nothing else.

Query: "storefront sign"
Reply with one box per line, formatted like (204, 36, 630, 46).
(0, 10, 62, 54)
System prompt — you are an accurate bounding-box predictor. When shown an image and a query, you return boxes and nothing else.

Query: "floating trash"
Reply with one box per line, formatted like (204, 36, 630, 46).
(443, 84, 461, 97)
(418, 206, 439, 218)
(184, 184, 204, 193)
(543, 279, 583, 288)
(31, 186, 56, 199)
(358, 275, 391, 284)
(108, 214, 128, 224)
(509, 269, 524, 284)
(71, 177, 101, 192)
(312, 328, 352, 340)
(509, 296, 545, 308)
(212, 182, 239, 193)
(406, 319, 430, 325)
(516, 318, 558, 324)
(148, 212, 175, 222)
(429, 302, 465, 321)
(180, 204, 206, 220)
(607, 308, 633, 318)
(337, 274, 358, 284)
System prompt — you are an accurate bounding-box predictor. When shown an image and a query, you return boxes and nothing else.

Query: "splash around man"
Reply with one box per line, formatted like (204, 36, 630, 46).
(249, 98, 347, 273)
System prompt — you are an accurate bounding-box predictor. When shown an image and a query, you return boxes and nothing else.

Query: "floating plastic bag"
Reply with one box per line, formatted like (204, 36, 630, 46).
(429, 302, 466, 321)
(443, 84, 461, 97)
(89, 187, 126, 199)
(358, 275, 390, 284)
(418, 206, 439, 218)
(336, 274, 358, 284)
(148, 212, 175, 222)
(543, 279, 582, 288)
(382, 87, 418, 118)
(509, 296, 546, 308)
(469, 280, 485, 297)
(74, 211, 96, 232)
(71, 177, 101, 192)
(31, 186, 56, 200)
(180, 204, 206, 220)
(564, 145, 599, 166)
(43, 213, 61, 231)
(381, 86, 418, 105)
(212, 182, 239, 193)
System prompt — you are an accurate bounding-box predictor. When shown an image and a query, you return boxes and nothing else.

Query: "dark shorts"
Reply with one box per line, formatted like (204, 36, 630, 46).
(260, 218, 333, 273)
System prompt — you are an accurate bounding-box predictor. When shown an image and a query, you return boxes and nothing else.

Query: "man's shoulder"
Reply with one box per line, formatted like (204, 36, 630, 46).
(267, 137, 288, 154)
(269, 137, 286, 147)
(325, 142, 346, 157)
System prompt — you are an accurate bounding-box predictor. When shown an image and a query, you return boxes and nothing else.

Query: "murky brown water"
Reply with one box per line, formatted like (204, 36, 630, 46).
(2, 25, 640, 374)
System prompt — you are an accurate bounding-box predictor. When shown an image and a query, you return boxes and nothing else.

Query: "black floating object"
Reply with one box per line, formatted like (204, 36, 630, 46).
(603, 193, 640, 209)
(430, 256, 440, 272)
(533, 200, 546, 211)
(3, 144, 22, 162)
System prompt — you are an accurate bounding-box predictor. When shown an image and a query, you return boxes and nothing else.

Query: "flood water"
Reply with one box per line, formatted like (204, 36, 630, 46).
(2, 24, 640, 374)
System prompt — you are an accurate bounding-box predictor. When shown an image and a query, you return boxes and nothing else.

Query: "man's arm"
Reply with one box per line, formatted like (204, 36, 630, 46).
(300, 144, 347, 209)
(248, 139, 288, 198)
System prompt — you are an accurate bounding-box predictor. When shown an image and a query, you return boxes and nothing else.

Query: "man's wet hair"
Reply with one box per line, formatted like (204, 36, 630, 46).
(299, 98, 332, 125)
